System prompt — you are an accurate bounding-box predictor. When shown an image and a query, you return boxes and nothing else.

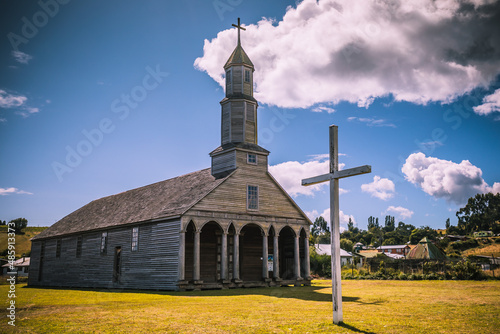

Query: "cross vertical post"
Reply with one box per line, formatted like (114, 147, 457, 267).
(329, 125, 342, 324)
(301, 124, 371, 325)
(232, 17, 246, 46)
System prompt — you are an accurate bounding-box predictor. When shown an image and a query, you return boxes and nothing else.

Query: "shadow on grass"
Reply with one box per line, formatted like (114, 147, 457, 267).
(338, 322, 377, 334)
(22, 284, 382, 305)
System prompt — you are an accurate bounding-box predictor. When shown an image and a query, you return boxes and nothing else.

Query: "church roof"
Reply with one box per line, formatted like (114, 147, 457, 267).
(224, 44, 254, 69)
(33, 168, 232, 240)
(407, 237, 447, 260)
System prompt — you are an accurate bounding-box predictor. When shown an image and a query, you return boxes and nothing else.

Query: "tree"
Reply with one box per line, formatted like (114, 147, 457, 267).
(409, 226, 438, 244)
(0, 220, 6, 226)
(311, 216, 330, 244)
(8, 218, 28, 234)
(384, 215, 395, 232)
(456, 193, 500, 234)
(340, 238, 353, 252)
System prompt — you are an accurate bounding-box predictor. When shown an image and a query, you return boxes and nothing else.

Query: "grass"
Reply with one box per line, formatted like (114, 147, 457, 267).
(0, 280, 498, 333)
(463, 242, 500, 257)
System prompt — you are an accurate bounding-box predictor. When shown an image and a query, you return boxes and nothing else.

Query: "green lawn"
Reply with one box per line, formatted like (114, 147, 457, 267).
(0, 280, 499, 333)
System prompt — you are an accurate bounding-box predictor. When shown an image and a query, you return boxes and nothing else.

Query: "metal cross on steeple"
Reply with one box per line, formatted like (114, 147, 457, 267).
(232, 17, 246, 45)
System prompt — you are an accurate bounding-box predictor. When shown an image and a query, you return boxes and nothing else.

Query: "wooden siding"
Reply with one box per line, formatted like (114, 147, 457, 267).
(192, 153, 305, 220)
(211, 150, 236, 176)
(232, 67, 243, 94)
(243, 69, 253, 96)
(230, 101, 245, 142)
(244, 102, 257, 144)
(28, 220, 181, 290)
(221, 102, 231, 145)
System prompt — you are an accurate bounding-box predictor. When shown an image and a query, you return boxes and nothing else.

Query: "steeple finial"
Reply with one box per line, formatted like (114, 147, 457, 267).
(232, 17, 246, 46)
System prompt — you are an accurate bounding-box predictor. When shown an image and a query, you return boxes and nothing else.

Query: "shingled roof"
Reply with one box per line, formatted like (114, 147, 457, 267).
(33, 168, 232, 240)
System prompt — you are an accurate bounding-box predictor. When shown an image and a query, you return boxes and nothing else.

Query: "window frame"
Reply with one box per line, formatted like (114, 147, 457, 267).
(100, 231, 108, 254)
(76, 236, 82, 258)
(247, 185, 259, 211)
(247, 153, 257, 165)
(131, 227, 139, 252)
(244, 69, 250, 83)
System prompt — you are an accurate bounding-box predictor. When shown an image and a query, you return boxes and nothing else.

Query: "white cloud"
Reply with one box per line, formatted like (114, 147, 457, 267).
(195, 0, 500, 109)
(474, 88, 500, 115)
(270, 155, 346, 197)
(0, 118, 6, 123)
(385, 206, 414, 220)
(0, 90, 40, 118)
(312, 105, 336, 113)
(402, 152, 500, 205)
(306, 208, 355, 232)
(11, 51, 33, 64)
(347, 117, 396, 128)
(361, 176, 395, 200)
(0, 90, 27, 108)
(0, 187, 33, 196)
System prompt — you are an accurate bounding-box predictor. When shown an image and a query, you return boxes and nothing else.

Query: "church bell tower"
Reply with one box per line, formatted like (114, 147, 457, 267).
(210, 18, 269, 178)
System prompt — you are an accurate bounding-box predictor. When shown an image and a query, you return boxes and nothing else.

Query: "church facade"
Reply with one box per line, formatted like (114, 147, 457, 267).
(29, 23, 311, 291)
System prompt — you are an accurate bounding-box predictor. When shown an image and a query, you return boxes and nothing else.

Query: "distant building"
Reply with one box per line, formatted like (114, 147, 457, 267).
(407, 237, 447, 260)
(315, 244, 352, 266)
(473, 231, 493, 238)
(2, 257, 30, 277)
(376, 244, 411, 257)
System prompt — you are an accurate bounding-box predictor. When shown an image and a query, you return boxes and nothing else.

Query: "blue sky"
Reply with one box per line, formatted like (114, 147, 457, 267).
(1, 0, 499, 231)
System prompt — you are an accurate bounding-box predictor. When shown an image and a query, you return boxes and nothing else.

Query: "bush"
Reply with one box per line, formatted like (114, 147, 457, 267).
(452, 260, 484, 280)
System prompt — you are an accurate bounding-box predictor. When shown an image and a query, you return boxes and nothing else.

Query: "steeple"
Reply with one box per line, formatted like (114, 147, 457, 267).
(210, 18, 269, 178)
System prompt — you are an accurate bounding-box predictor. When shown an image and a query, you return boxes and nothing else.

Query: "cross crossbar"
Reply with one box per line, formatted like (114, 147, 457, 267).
(301, 165, 371, 186)
(232, 17, 246, 45)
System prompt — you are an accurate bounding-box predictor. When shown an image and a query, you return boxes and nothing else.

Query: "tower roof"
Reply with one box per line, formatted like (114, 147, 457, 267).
(224, 44, 254, 69)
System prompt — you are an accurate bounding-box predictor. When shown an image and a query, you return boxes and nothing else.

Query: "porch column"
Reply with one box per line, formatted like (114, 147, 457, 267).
(273, 233, 279, 279)
(221, 231, 228, 281)
(233, 232, 240, 281)
(262, 232, 269, 279)
(193, 229, 201, 281)
(178, 231, 186, 281)
(304, 234, 310, 279)
(294, 235, 302, 279)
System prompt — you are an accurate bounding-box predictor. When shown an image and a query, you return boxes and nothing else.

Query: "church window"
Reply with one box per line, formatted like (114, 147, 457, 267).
(247, 153, 257, 165)
(131, 227, 139, 251)
(56, 239, 61, 258)
(244, 69, 250, 82)
(76, 236, 82, 258)
(113, 246, 122, 282)
(101, 232, 108, 254)
(247, 185, 259, 210)
(226, 70, 231, 84)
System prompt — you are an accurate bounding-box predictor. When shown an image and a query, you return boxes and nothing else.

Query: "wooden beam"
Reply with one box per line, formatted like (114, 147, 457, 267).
(301, 165, 371, 186)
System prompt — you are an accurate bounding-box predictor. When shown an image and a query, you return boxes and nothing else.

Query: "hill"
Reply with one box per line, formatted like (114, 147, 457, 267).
(0, 226, 48, 258)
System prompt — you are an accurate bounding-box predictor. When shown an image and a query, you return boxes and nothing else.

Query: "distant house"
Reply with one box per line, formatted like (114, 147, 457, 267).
(2, 257, 30, 277)
(407, 237, 447, 260)
(473, 231, 493, 238)
(376, 245, 411, 257)
(315, 244, 352, 266)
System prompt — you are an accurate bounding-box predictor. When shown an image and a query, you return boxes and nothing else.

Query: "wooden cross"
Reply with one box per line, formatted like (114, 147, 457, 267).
(232, 17, 246, 45)
(302, 125, 371, 324)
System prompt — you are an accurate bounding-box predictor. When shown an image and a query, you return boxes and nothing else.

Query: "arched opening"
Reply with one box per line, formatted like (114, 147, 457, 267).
(240, 223, 263, 281)
(200, 221, 223, 283)
(184, 221, 196, 281)
(300, 228, 307, 278)
(227, 223, 236, 281)
(279, 226, 296, 279)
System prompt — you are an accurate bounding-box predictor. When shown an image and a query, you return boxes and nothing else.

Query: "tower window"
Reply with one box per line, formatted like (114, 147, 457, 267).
(131, 227, 139, 252)
(226, 70, 232, 84)
(244, 69, 250, 82)
(247, 185, 259, 210)
(247, 153, 257, 165)
(101, 232, 108, 254)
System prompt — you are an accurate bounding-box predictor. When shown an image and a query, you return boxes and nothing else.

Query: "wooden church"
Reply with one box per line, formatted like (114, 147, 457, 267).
(29, 20, 312, 291)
